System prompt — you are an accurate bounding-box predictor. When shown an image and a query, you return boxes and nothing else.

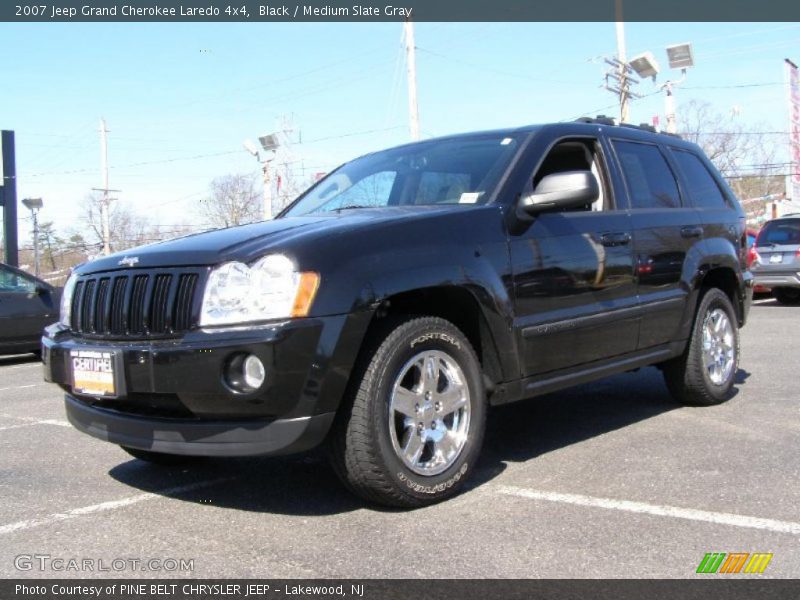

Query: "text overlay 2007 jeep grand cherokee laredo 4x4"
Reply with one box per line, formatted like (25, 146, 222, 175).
(43, 120, 753, 508)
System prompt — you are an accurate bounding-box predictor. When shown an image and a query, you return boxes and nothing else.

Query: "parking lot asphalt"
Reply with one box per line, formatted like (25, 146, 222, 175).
(0, 298, 797, 579)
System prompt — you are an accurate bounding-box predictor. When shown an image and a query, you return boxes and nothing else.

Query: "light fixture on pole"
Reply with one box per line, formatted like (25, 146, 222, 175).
(21, 197, 43, 277)
(244, 133, 281, 220)
(627, 42, 694, 134)
(662, 43, 694, 134)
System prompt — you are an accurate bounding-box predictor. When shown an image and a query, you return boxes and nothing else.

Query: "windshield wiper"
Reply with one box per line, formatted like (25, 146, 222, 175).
(331, 204, 374, 212)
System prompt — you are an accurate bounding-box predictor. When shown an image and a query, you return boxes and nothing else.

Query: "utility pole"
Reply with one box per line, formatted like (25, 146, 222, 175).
(99, 118, 111, 255)
(93, 118, 120, 255)
(615, 13, 630, 123)
(404, 19, 420, 141)
(604, 0, 639, 123)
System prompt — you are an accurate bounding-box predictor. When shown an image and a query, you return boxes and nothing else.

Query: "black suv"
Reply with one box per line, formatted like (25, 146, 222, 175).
(42, 120, 753, 507)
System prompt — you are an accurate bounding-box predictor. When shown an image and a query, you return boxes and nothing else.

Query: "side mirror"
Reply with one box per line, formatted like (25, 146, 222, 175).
(35, 283, 50, 296)
(520, 170, 599, 216)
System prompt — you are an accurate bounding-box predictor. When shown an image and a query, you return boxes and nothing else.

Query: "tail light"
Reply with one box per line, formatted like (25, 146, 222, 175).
(747, 246, 760, 267)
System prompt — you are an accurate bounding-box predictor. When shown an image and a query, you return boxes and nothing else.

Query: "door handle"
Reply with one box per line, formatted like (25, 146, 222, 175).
(600, 232, 631, 247)
(681, 226, 703, 239)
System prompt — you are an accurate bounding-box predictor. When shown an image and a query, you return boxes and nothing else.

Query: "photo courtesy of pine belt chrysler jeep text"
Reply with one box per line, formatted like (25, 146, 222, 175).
(42, 119, 753, 507)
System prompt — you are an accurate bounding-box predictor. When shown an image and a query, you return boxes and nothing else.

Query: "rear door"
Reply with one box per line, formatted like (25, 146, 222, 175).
(510, 134, 639, 377)
(610, 139, 704, 349)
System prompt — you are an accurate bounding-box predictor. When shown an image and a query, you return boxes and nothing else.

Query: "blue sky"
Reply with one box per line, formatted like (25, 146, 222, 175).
(1, 21, 799, 243)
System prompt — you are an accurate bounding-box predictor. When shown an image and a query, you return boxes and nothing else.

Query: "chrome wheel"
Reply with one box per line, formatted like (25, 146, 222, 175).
(702, 308, 735, 386)
(388, 350, 471, 476)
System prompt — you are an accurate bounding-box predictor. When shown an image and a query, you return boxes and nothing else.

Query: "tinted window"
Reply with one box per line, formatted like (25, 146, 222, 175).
(284, 134, 521, 216)
(613, 141, 680, 209)
(316, 171, 396, 210)
(0, 267, 37, 293)
(757, 219, 800, 246)
(671, 149, 728, 209)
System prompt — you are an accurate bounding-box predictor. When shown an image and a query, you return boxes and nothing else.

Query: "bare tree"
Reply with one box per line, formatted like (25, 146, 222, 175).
(77, 193, 152, 254)
(200, 174, 262, 229)
(678, 100, 784, 199)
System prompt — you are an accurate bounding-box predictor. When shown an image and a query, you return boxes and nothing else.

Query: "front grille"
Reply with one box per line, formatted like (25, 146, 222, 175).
(70, 268, 205, 339)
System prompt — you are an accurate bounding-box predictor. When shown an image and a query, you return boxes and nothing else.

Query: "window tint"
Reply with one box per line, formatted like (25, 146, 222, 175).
(415, 172, 471, 204)
(0, 267, 37, 293)
(613, 141, 680, 209)
(313, 171, 397, 211)
(284, 134, 521, 215)
(671, 149, 728, 209)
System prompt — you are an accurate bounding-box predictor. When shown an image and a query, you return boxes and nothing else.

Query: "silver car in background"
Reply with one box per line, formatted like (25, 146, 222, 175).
(751, 215, 800, 305)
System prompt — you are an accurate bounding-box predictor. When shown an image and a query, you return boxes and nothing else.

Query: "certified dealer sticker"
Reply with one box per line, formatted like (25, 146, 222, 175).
(70, 350, 116, 397)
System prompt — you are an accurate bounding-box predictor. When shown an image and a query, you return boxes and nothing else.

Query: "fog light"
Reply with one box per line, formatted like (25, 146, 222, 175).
(243, 355, 266, 389)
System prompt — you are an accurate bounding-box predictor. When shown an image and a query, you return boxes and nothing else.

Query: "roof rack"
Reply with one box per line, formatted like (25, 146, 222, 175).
(620, 122, 657, 133)
(575, 115, 616, 126)
(574, 116, 682, 139)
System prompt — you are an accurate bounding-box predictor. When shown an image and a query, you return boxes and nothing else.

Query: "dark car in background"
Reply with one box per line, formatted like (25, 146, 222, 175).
(750, 215, 800, 304)
(0, 263, 61, 356)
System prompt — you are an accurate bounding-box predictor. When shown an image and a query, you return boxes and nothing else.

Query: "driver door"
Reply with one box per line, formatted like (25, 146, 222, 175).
(510, 135, 639, 377)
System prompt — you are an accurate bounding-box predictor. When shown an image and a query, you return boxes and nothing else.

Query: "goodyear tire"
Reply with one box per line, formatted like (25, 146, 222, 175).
(329, 316, 486, 508)
(663, 288, 740, 406)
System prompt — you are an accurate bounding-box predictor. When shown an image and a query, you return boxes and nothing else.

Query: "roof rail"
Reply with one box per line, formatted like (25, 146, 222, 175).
(620, 122, 657, 133)
(575, 115, 616, 126)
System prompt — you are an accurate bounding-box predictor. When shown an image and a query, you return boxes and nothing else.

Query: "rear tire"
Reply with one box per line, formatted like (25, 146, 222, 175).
(773, 287, 800, 305)
(121, 446, 204, 466)
(663, 288, 740, 406)
(329, 316, 486, 508)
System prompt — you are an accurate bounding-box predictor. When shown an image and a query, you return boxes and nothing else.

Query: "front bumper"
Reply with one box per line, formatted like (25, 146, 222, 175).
(42, 314, 359, 456)
(65, 394, 334, 456)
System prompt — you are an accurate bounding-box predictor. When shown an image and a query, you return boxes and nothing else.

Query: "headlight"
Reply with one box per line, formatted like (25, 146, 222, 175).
(199, 255, 320, 326)
(59, 273, 78, 327)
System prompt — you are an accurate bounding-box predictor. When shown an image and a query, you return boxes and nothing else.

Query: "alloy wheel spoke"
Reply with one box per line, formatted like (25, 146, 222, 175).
(437, 384, 467, 415)
(392, 386, 421, 418)
(403, 431, 425, 465)
(422, 354, 439, 392)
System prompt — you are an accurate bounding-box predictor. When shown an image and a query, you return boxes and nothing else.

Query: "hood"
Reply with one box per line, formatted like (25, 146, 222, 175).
(77, 206, 474, 274)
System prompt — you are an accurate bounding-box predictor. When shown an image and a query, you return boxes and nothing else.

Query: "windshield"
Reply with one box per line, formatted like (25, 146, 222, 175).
(283, 133, 523, 216)
(757, 218, 800, 246)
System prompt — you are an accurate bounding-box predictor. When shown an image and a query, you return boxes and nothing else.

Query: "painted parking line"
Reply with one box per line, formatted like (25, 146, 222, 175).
(0, 384, 46, 393)
(0, 363, 42, 371)
(0, 413, 69, 427)
(496, 485, 800, 535)
(0, 477, 233, 536)
(0, 419, 70, 432)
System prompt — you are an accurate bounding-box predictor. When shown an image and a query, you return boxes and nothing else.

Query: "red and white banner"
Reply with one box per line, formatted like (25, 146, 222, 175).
(787, 59, 800, 202)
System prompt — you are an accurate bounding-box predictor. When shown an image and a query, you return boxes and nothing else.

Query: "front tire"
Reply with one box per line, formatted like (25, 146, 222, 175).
(663, 288, 740, 406)
(773, 287, 800, 305)
(329, 316, 486, 508)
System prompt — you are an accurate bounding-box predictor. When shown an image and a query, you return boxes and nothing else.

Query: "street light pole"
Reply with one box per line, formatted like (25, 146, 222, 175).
(261, 158, 274, 220)
(244, 134, 280, 220)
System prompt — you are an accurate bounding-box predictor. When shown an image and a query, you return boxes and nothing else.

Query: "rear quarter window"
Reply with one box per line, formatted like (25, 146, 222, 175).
(612, 140, 681, 209)
(670, 149, 729, 209)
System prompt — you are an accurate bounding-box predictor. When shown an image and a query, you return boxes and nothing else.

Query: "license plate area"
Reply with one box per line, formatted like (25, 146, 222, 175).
(769, 254, 783, 264)
(70, 349, 125, 398)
